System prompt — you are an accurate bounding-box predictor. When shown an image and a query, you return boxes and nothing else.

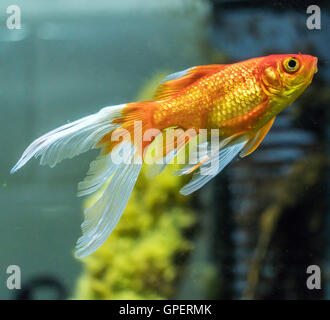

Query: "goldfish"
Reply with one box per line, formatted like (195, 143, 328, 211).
(11, 54, 317, 258)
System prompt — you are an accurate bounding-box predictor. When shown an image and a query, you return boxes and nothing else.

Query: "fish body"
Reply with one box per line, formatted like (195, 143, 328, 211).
(153, 61, 264, 132)
(11, 54, 317, 257)
(152, 54, 317, 136)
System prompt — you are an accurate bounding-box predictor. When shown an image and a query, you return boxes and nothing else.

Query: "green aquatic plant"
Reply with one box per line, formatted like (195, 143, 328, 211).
(74, 73, 196, 300)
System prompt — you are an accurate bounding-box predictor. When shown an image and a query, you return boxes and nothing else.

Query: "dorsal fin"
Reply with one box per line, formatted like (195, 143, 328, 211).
(153, 64, 227, 101)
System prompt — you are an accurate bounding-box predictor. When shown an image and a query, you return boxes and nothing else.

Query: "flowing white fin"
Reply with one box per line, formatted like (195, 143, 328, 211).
(10, 105, 125, 173)
(179, 137, 248, 196)
(77, 155, 117, 197)
(145, 149, 177, 178)
(145, 127, 197, 178)
(174, 140, 209, 176)
(11, 102, 147, 258)
(75, 143, 142, 258)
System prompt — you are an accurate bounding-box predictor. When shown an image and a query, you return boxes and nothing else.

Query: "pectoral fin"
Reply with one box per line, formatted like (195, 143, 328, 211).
(240, 117, 275, 158)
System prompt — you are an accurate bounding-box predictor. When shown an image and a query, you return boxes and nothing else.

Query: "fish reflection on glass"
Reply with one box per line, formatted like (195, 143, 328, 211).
(11, 54, 317, 257)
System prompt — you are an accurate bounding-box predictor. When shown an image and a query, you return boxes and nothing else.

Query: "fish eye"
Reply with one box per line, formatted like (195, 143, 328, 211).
(283, 57, 300, 73)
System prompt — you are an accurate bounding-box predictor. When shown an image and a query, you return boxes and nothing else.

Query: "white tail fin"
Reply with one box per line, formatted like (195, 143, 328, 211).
(10, 105, 124, 173)
(10, 104, 144, 257)
(75, 143, 142, 258)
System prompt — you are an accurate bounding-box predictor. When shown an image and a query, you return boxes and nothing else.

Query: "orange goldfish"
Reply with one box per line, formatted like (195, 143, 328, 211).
(11, 54, 317, 257)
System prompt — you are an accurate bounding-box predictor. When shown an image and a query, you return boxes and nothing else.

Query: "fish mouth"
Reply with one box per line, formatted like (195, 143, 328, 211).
(305, 56, 318, 84)
(312, 57, 318, 73)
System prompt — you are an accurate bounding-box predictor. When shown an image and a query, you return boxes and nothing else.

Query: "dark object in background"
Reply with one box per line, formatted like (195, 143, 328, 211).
(204, 0, 329, 299)
(14, 276, 67, 300)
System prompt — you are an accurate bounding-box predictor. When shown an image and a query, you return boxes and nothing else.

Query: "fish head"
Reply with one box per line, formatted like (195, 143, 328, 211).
(260, 53, 317, 104)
